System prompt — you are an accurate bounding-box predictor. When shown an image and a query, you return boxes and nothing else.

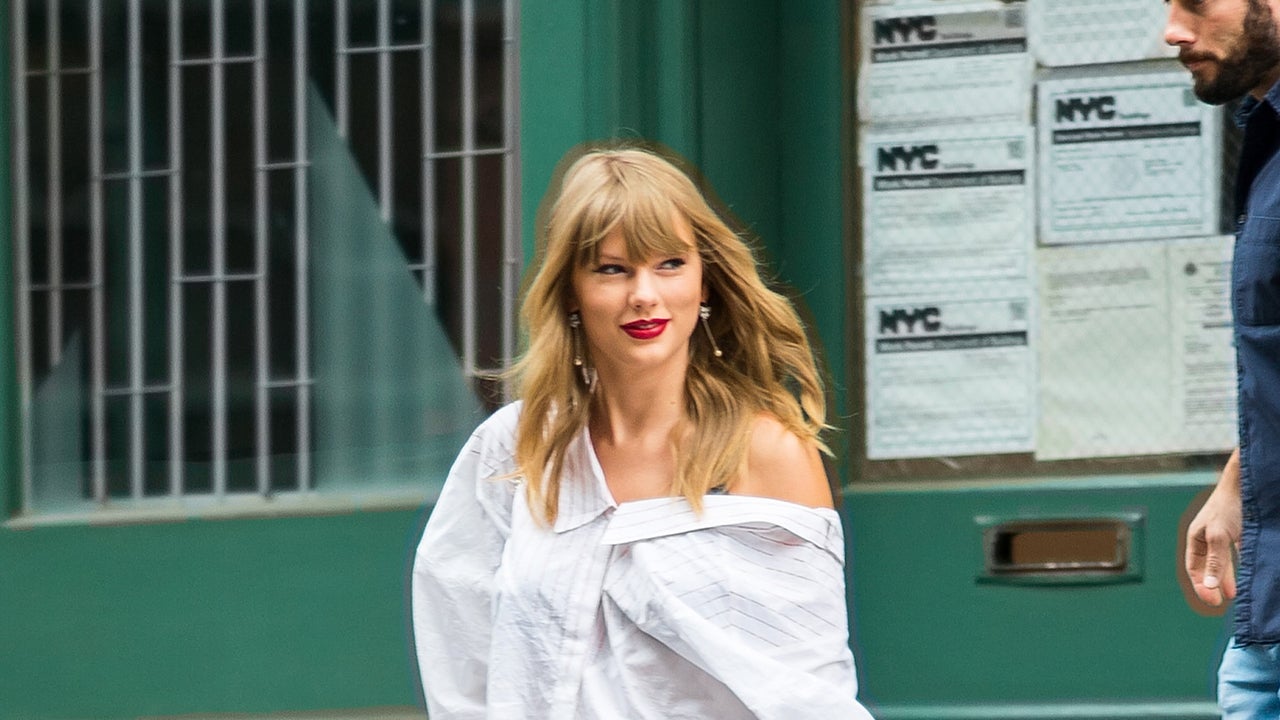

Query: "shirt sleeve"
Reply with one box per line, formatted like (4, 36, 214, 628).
(411, 407, 518, 720)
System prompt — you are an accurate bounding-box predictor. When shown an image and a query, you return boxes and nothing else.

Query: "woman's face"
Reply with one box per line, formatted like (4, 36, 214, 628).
(570, 215, 706, 381)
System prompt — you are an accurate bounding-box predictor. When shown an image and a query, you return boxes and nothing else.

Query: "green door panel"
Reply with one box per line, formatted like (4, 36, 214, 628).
(846, 478, 1227, 716)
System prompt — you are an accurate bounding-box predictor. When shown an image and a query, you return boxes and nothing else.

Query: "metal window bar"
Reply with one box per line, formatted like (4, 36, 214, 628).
(173, 54, 259, 66)
(502, 0, 521, 393)
(127, 0, 145, 498)
(345, 42, 426, 55)
(13, 0, 519, 511)
(373, 0, 394, 455)
(294, 0, 311, 492)
(46, 0, 62, 368)
(12, 1, 31, 513)
(253, 0, 269, 496)
(460, 0, 477, 377)
(335, 0, 348, 137)
(168, 0, 185, 497)
(420, 0, 436, 306)
(210, 0, 228, 497)
(89, 0, 106, 502)
(378, 0, 392, 222)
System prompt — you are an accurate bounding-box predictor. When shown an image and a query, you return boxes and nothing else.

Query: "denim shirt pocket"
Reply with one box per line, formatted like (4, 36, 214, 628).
(1235, 215, 1280, 327)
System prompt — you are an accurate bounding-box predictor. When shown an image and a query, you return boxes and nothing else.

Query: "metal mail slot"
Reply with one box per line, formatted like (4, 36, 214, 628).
(978, 514, 1143, 585)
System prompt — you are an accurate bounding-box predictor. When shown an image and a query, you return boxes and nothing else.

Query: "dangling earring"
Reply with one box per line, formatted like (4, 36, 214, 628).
(699, 303, 723, 358)
(568, 311, 597, 390)
(568, 311, 584, 367)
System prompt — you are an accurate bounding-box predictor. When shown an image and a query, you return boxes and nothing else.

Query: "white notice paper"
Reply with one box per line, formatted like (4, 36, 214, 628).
(859, 1, 1031, 126)
(1028, 0, 1177, 67)
(1037, 65, 1222, 244)
(866, 283, 1035, 459)
(1168, 238, 1237, 453)
(862, 124, 1034, 295)
(1036, 242, 1167, 459)
(1036, 239, 1236, 460)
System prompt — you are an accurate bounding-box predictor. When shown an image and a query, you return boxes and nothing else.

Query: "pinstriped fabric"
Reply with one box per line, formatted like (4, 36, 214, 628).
(412, 402, 875, 720)
(601, 495, 844, 555)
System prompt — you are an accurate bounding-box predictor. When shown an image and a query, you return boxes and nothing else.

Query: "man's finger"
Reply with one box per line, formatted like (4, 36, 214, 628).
(1220, 549, 1238, 601)
(1196, 531, 1239, 605)
(1185, 533, 1207, 584)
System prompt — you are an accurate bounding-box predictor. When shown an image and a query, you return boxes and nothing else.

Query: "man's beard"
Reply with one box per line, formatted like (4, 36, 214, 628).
(1186, 0, 1280, 104)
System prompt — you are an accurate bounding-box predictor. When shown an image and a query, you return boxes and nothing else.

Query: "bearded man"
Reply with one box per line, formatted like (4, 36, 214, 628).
(1167, 0, 1280, 716)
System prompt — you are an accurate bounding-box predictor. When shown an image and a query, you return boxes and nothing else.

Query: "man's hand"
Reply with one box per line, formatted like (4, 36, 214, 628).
(1185, 448, 1243, 607)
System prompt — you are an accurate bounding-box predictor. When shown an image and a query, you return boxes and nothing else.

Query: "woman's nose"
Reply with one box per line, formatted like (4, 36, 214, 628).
(629, 270, 658, 309)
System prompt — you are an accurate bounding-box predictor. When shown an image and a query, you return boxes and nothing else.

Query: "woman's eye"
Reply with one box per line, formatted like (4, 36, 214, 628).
(658, 257, 686, 270)
(594, 263, 626, 275)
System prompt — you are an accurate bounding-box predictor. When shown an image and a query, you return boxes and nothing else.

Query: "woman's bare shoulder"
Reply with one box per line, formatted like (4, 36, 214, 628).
(731, 414, 833, 509)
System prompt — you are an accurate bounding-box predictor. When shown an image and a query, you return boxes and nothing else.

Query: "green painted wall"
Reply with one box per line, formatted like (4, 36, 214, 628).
(518, 0, 590, 234)
(1, 511, 427, 718)
(775, 2, 847, 454)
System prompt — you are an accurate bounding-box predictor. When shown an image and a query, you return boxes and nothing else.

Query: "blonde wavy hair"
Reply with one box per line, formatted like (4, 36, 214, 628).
(511, 146, 829, 524)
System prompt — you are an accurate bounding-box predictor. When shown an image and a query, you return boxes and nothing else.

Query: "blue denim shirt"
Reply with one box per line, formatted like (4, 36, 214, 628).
(1231, 79, 1280, 644)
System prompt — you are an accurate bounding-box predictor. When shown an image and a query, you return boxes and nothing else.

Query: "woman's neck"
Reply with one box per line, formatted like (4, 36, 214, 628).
(588, 370, 686, 445)
(587, 369, 689, 503)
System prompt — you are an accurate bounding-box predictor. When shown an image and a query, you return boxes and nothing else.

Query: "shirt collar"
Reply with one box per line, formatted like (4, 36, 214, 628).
(551, 424, 617, 533)
(1234, 77, 1280, 128)
(600, 495, 846, 562)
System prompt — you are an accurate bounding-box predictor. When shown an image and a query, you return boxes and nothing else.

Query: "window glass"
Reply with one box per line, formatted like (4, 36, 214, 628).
(13, 1, 517, 513)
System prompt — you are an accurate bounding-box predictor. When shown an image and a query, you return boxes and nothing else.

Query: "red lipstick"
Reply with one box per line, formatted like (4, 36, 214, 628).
(621, 318, 669, 339)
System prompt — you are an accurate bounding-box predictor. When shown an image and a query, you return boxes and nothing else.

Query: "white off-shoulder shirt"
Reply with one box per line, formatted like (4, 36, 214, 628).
(411, 403, 875, 719)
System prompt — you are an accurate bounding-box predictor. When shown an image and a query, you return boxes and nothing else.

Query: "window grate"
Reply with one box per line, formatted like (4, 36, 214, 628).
(11, 0, 520, 513)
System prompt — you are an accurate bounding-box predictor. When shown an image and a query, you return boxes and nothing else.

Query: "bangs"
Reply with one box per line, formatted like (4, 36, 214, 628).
(570, 170, 695, 266)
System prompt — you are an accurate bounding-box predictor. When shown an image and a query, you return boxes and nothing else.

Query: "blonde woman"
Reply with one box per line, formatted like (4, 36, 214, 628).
(411, 146, 874, 719)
